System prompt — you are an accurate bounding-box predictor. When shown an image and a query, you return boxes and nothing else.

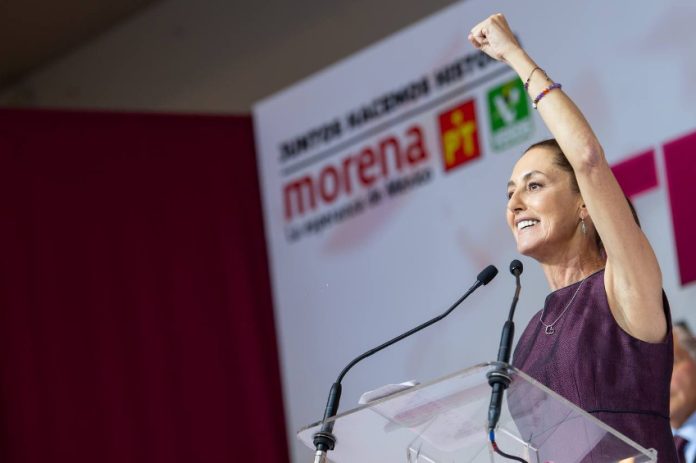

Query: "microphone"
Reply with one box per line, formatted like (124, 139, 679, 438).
(477, 264, 500, 286)
(510, 259, 523, 277)
(487, 259, 523, 433)
(312, 264, 499, 462)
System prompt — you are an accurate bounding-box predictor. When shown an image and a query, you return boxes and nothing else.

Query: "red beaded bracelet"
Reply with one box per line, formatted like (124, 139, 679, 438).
(533, 83, 562, 109)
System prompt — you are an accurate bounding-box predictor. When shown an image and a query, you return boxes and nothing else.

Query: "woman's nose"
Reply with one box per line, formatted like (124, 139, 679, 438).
(508, 190, 525, 213)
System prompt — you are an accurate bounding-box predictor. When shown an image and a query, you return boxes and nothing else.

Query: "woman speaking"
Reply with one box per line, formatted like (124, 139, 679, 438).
(468, 14, 677, 460)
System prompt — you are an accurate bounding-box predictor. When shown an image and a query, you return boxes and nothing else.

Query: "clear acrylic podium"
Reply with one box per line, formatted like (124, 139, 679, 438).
(298, 363, 658, 462)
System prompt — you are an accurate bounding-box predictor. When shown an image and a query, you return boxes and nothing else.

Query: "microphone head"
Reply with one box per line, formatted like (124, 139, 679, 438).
(477, 265, 498, 285)
(510, 260, 523, 276)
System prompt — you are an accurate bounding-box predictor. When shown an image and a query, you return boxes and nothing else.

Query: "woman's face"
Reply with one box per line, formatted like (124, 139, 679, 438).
(506, 147, 584, 260)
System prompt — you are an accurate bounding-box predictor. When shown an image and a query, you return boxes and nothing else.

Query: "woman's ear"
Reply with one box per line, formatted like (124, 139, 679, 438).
(579, 202, 587, 219)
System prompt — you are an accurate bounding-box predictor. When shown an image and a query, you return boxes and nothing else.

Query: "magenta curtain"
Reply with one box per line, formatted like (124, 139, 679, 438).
(0, 109, 289, 462)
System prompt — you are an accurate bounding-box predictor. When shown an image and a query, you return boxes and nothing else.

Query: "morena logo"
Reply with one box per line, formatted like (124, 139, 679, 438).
(281, 125, 429, 221)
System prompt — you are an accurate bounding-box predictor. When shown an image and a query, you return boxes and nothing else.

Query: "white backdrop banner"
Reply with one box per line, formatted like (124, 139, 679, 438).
(253, 1, 696, 461)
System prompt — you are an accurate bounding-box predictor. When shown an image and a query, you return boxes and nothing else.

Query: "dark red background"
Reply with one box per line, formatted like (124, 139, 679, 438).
(0, 109, 288, 462)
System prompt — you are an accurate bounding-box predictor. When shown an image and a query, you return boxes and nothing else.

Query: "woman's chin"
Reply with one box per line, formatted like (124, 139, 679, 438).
(517, 241, 541, 261)
(516, 240, 541, 259)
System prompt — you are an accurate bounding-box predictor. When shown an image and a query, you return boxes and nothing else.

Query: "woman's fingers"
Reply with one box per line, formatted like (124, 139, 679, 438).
(468, 32, 488, 49)
(468, 19, 490, 50)
(469, 13, 519, 61)
(467, 32, 480, 48)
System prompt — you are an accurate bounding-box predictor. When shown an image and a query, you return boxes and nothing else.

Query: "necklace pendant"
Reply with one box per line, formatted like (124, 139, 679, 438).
(545, 325, 555, 335)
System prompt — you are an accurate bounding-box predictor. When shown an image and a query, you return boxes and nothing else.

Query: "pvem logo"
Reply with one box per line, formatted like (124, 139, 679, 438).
(487, 78, 533, 152)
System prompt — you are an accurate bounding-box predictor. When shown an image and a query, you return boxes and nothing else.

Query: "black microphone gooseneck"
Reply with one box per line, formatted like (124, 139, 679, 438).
(487, 259, 523, 434)
(312, 265, 499, 463)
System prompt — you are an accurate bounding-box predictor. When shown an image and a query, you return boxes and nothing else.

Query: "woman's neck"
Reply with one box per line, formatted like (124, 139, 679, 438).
(539, 251, 605, 290)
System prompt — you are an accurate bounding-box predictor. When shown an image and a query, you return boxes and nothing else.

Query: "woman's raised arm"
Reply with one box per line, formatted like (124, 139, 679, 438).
(469, 14, 666, 342)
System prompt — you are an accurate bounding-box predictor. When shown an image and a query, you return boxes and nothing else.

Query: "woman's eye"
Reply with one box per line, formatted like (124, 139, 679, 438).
(507, 190, 514, 199)
(528, 182, 542, 191)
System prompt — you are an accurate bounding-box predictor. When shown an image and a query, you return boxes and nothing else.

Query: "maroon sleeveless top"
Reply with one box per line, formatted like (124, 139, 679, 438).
(512, 269, 677, 461)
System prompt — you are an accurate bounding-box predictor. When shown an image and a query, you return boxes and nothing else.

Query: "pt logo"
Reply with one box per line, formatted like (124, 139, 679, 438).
(487, 78, 533, 151)
(438, 99, 481, 172)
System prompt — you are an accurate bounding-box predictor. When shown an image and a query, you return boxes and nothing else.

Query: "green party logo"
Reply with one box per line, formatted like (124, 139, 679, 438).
(487, 78, 533, 151)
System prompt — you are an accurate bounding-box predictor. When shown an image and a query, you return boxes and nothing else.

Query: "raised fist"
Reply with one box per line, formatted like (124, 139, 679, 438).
(468, 14, 522, 62)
